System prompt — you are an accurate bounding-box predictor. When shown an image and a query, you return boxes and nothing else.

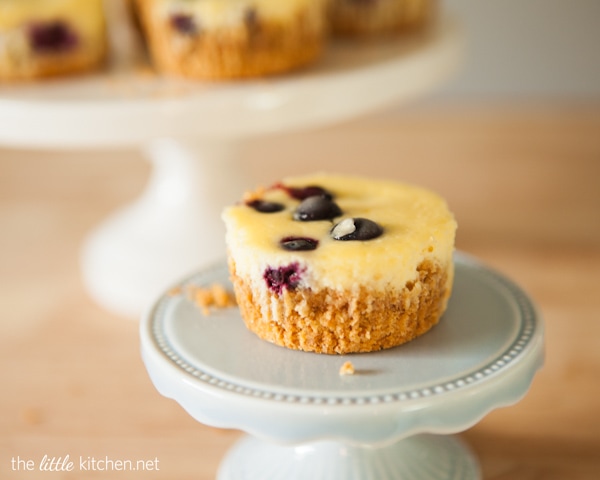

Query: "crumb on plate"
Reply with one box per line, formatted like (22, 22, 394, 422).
(186, 283, 237, 315)
(339, 361, 355, 376)
(168, 286, 183, 296)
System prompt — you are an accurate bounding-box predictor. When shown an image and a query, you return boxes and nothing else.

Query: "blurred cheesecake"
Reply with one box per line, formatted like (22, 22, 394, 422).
(0, 0, 107, 81)
(134, 0, 328, 79)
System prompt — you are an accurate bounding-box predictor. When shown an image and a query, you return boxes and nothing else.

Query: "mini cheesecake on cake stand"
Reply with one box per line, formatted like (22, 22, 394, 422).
(222, 174, 457, 355)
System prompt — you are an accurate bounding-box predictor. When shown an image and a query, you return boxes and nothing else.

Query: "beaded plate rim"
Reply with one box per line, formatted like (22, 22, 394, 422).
(146, 254, 540, 406)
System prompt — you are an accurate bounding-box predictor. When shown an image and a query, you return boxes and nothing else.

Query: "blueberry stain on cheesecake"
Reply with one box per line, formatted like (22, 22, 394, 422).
(244, 8, 261, 33)
(274, 183, 334, 201)
(170, 13, 198, 35)
(28, 21, 78, 53)
(263, 263, 305, 295)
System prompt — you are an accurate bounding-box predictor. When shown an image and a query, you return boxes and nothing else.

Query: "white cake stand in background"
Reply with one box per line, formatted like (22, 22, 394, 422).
(0, 18, 462, 318)
(140, 253, 545, 479)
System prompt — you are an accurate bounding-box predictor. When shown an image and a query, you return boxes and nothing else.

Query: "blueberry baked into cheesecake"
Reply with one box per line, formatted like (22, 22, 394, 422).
(134, 0, 328, 79)
(329, 0, 435, 37)
(0, 0, 106, 80)
(222, 173, 457, 354)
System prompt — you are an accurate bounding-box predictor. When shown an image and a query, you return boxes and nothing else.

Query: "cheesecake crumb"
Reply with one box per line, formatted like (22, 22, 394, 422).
(339, 361, 355, 376)
(168, 286, 183, 296)
(186, 283, 237, 315)
(242, 186, 267, 203)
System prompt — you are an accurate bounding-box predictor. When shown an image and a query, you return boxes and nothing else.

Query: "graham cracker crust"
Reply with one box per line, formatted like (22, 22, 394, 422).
(230, 258, 452, 354)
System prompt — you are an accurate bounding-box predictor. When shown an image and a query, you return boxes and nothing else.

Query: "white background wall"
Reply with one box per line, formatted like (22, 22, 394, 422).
(437, 0, 600, 99)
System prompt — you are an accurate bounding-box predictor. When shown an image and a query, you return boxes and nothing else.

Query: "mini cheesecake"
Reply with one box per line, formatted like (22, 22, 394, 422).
(222, 173, 457, 354)
(134, 0, 328, 79)
(0, 0, 106, 81)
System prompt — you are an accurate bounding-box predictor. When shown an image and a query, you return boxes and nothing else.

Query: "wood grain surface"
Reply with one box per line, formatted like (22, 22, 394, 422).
(1, 103, 599, 479)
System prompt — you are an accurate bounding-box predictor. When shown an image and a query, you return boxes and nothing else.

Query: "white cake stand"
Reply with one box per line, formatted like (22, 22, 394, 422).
(140, 253, 544, 479)
(0, 18, 462, 318)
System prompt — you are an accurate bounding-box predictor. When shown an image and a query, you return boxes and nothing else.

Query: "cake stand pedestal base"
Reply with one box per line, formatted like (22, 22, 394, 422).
(218, 434, 480, 480)
(80, 138, 246, 318)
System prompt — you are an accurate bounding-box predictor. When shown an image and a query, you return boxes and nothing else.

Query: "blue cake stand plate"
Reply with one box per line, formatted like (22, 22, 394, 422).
(140, 252, 544, 479)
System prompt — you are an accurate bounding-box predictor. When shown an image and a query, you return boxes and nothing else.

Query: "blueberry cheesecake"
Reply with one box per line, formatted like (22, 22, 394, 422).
(222, 173, 457, 354)
(0, 0, 106, 81)
(329, 0, 435, 37)
(134, 0, 328, 79)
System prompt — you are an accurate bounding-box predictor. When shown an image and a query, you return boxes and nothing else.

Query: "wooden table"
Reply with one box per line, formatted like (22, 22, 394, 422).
(1, 103, 599, 479)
